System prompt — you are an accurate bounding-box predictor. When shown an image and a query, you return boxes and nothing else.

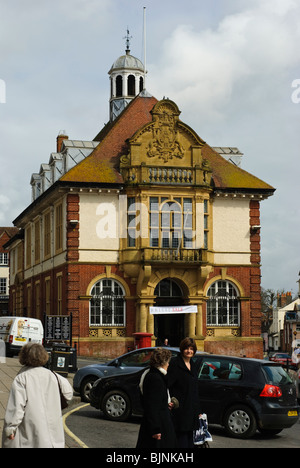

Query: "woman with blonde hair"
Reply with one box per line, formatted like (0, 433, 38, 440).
(2, 343, 73, 448)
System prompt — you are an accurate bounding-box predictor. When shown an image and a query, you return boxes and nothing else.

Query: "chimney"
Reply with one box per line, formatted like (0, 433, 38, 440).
(57, 131, 68, 153)
(277, 292, 292, 308)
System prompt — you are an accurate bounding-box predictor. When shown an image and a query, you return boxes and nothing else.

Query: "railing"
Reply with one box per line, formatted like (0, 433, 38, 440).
(121, 165, 210, 186)
(142, 247, 205, 263)
(148, 167, 193, 184)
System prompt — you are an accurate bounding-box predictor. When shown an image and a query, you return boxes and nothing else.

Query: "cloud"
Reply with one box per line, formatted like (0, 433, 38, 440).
(0, 194, 15, 224)
(149, 0, 300, 123)
(146, 0, 300, 291)
(0, 0, 299, 292)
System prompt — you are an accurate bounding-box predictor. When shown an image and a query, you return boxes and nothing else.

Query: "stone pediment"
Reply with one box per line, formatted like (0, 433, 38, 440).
(124, 99, 206, 167)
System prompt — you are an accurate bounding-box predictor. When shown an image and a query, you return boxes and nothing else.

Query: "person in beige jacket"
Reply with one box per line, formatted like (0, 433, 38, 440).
(2, 343, 73, 448)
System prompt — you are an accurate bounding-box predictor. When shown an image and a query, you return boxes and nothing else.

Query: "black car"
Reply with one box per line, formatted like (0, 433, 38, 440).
(90, 354, 300, 439)
(73, 347, 181, 402)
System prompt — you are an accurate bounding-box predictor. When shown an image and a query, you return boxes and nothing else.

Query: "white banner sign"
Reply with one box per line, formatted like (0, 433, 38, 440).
(149, 305, 197, 315)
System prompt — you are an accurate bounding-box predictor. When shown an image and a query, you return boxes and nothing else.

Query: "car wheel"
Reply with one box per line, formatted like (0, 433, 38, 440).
(81, 377, 97, 402)
(224, 405, 257, 439)
(102, 390, 131, 421)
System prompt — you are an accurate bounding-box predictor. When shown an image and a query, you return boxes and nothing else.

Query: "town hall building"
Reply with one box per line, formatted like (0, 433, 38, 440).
(5, 41, 275, 358)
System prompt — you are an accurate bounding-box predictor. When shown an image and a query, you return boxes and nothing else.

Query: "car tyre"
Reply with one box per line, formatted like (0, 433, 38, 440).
(102, 390, 131, 421)
(224, 404, 257, 439)
(81, 376, 97, 402)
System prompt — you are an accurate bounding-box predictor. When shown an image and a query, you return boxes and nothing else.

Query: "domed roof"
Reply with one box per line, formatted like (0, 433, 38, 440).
(109, 50, 144, 74)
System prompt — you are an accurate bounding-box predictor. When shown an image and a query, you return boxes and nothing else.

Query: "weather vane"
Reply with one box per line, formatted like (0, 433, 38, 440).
(124, 28, 132, 53)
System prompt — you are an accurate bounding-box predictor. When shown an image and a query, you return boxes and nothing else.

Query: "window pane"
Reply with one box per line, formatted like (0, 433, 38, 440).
(162, 232, 170, 248)
(262, 365, 292, 385)
(150, 212, 159, 227)
(0, 278, 7, 294)
(204, 199, 208, 213)
(172, 212, 181, 228)
(206, 281, 240, 327)
(183, 198, 192, 212)
(150, 197, 159, 211)
(198, 359, 242, 381)
(172, 231, 180, 248)
(150, 229, 159, 247)
(161, 212, 170, 228)
(90, 279, 125, 326)
(183, 233, 193, 248)
(120, 350, 153, 367)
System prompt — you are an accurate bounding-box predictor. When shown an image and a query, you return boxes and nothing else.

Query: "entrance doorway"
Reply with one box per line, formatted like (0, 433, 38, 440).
(153, 278, 185, 347)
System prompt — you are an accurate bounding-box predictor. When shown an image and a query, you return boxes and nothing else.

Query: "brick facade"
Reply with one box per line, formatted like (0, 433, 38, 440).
(6, 94, 274, 359)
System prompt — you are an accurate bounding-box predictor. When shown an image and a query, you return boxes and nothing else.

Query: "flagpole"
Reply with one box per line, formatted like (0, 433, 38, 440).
(143, 6, 147, 90)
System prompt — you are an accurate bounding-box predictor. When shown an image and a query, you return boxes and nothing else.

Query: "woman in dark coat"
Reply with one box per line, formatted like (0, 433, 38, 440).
(136, 347, 177, 448)
(168, 337, 201, 448)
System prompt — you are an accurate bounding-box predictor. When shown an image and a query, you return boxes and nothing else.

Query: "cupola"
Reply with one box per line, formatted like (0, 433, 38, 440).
(108, 30, 145, 121)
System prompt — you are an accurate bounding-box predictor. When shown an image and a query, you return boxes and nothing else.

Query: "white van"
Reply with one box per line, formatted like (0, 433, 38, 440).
(0, 317, 44, 357)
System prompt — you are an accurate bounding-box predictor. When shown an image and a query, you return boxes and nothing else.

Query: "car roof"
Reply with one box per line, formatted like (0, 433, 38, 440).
(94, 352, 285, 385)
(194, 353, 276, 365)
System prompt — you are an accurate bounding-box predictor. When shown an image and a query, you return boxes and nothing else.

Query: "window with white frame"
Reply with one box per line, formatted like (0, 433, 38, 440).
(206, 280, 240, 326)
(90, 279, 125, 326)
(0, 278, 7, 295)
(0, 253, 8, 265)
(149, 197, 194, 249)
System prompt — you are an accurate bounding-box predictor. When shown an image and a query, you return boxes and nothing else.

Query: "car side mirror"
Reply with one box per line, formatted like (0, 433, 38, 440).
(114, 359, 120, 367)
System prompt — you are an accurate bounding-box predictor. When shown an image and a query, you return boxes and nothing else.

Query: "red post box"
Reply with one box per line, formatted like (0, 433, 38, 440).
(133, 332, 153, 349)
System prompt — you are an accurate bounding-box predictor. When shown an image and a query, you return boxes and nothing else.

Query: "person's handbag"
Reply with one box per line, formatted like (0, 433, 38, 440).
(52, 371, 68, 410)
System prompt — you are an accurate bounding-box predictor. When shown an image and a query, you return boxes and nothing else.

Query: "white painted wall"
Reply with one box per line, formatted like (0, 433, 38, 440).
(79, 193, 120, 262)
(212, 197, 251, 264)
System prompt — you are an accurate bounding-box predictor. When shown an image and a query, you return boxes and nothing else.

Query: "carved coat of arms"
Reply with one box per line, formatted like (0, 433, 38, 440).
(147, 104, 185, 163)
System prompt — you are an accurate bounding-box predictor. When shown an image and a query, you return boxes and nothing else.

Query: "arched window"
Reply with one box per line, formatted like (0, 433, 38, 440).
(116, 75, 123, 97)
(206, 280, 240, 326)
(149, 197, 193, 249)
(139, 76, 144, 92)
(90, 279, 125, 326)
(154, 278, 183, 299)
(127, 75, 135, 96)
(161, 201, 182, 249)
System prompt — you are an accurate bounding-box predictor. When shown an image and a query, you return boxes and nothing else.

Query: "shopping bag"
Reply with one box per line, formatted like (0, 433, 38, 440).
(193, 413, 213, 447)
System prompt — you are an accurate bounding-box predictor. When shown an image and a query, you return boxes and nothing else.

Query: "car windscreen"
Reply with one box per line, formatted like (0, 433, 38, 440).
(262, 365, 293, 385)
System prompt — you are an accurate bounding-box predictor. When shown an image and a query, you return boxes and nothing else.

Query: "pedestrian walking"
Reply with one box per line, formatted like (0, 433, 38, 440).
(2, 343, 73, 448)
(136, 347, 177, 448)
(168, 337, 202, 448)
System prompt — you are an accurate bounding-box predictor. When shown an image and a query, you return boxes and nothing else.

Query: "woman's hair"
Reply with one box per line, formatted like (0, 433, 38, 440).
(150, 347, 172, 368)
(19, 343, 49, 367)
(179, 337, 197, 355)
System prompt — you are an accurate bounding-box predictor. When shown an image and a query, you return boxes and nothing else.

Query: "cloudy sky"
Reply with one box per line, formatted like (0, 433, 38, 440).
(0, 0, 299, 294)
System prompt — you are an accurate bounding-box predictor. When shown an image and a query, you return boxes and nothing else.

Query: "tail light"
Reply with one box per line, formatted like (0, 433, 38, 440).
(260, 384, 282, 398)
(9, 335, 13, 344)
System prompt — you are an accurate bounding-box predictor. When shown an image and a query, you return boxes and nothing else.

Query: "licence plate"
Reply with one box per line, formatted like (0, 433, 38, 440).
(288, 411, 298, 416)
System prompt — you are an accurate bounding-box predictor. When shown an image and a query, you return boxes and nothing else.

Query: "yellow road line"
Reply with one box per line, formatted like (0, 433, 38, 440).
(63, 403, 90, 448)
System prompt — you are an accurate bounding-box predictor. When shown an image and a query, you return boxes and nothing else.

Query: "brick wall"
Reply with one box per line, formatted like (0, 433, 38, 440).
(201, 200, 264, 358)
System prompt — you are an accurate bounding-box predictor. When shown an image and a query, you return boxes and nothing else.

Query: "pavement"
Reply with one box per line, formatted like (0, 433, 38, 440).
(0, 356, 82, 448)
